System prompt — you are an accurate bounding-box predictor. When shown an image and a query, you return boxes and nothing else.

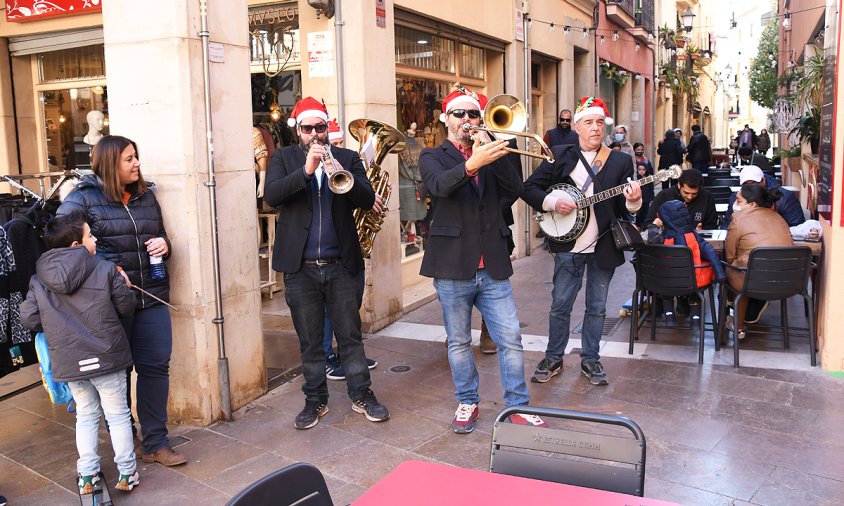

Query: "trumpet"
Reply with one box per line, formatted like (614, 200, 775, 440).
(461, 94, 555, 163)
(322, 143, 354, 194)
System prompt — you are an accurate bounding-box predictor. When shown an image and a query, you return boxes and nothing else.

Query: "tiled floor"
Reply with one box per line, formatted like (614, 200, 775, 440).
(1, 252, 842, 505)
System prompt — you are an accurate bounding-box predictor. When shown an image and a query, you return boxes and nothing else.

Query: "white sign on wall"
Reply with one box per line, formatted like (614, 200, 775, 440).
(307, 31, 334, 78)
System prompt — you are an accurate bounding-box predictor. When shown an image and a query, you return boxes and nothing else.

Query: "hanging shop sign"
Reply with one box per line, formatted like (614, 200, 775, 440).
(5, 0, 102, 23)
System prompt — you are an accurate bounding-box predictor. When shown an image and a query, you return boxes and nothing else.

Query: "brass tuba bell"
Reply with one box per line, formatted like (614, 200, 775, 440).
(348, 119, 407, 258)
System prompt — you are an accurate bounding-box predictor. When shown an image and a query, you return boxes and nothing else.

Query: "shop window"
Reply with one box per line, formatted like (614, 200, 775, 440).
(39, 45, 105, 83)
(251, 71, 302, 150)
(395, 26, 454, 73)
(41, 86, 108, 171)
(248, 3, 301, 73)
(459, 44, 485, 80)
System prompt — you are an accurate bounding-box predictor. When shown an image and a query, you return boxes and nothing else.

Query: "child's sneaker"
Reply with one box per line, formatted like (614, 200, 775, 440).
(78, 473, 100, 494)
(115, 471, 140, 492)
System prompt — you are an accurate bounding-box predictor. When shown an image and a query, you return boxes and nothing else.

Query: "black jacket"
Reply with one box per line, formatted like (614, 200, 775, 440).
(657, 138, 684, 170)
(58, 175, 171, 308)
(419, 141, 523, 280)
(685, 132, 711, 164)
(264, 144, 375, 275)
(523, 145, 635, 270)
(644, 186, 719, 230)
(20, 246, 135, 382)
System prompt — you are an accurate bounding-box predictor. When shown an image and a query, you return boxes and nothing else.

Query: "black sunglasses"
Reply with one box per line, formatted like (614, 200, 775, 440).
(449, 109, 481, 119)
(299, 123, 328, 134)
(559, 118, 571, 122)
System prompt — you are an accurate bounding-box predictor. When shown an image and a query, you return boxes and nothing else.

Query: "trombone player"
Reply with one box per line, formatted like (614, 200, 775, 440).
(419, 86, 545, 433)
(264, 97, 390, 430)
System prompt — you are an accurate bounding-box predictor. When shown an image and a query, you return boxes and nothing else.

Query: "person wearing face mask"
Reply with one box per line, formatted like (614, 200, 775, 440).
(604, 125, 635, 158)
(720, 165, 805, 229)
(633, 142, 653, 175)
(725, 184, 793, 337)
(265, 97, 390, 430)
(543, 109, 579, 147)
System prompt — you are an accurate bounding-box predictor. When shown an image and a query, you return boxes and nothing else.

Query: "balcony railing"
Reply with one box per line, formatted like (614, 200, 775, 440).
(635, 0, 654, 34)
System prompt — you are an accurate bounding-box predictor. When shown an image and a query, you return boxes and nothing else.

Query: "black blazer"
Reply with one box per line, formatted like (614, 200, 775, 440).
(264, 144, 375, 275)
(419, 141, 524, 280)
(523, 144, 634, 270)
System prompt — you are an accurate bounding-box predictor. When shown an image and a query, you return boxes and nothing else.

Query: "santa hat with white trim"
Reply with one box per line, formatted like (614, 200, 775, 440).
(573, 96, 614, 126)
(328, 118, 343, 141)
(439, 85, 489, 123)
(287, 96, 329, 128)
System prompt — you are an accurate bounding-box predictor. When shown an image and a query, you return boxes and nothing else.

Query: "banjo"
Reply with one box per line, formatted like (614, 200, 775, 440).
(536, 164, 683, 243)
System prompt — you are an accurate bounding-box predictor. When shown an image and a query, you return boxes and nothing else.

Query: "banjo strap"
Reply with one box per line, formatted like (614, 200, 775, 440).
(577, 146, 611, 194)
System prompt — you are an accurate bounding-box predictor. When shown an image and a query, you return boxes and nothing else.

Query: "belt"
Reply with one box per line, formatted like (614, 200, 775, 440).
(303, 257, 341, 266)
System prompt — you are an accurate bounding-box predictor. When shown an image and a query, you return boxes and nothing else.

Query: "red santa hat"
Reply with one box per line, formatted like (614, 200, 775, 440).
(439, 85, 489, 123)
(328, 118, 343, 141)
(287, 96, 329, 127)
(573, 96, 614, 125)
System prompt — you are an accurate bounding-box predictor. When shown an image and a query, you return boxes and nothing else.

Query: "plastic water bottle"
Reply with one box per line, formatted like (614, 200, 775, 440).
(149, 255, 166, 280)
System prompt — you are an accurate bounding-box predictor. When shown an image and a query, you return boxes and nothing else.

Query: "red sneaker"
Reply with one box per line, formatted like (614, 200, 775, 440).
(451, 403, 479, 434)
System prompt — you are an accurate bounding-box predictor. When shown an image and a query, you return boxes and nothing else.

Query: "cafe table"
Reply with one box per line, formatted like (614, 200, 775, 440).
(354, 460, 680, 506)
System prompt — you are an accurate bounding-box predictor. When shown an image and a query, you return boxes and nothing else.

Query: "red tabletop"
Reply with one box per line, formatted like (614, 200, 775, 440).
(354, 460, 680, 506)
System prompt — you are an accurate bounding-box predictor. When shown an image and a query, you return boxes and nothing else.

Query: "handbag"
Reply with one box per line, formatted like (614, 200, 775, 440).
(610, 219, 645, 251)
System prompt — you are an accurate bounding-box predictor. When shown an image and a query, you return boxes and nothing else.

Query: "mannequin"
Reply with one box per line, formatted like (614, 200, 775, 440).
(253, 127, 268, 198)
(406, 122, 417, 137)
(83, 110, 105, 145)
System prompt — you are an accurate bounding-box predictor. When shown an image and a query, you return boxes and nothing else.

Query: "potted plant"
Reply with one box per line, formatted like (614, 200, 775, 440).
(779, 144, 802, 172)
(790, 108, 820, 154)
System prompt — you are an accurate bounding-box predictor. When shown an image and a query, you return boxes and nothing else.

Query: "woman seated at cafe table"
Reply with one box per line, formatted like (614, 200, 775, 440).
(725, 184, 794, 339)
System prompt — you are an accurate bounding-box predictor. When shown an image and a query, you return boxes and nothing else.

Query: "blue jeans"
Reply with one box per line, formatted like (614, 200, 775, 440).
(323, 271, 366, 357)
(434, 271, 529, 407)
(123, 304, 172, 454)
(285, 264, 370, 402)
(68, 371, 136, 476)
(548, 252, 615, 362)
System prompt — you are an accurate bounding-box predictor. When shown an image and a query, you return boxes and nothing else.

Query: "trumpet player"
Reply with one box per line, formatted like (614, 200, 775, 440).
(264, 97, 390, 429)
(419, 86, 545, 433)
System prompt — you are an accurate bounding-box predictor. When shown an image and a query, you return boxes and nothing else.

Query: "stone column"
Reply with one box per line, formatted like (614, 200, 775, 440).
(299, 0, 403, 332)
(0, 38, 18, 178)
(102, 0, 265, 424)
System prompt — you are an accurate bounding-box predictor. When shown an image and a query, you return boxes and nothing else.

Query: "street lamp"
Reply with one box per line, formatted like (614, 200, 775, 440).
(682, 7, 696, 33)
(724, 63, 733, 78)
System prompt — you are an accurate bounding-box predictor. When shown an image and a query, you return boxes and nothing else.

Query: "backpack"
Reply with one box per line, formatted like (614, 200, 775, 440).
(34, 332, 75, 412)
(664, 233, 715, 289)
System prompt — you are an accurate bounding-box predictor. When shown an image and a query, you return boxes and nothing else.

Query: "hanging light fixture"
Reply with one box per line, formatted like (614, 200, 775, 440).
(635, 43, 640, 52)
(600, 35, 605, 44)
(583, 28, 589, 38)
(612, 30, 619, 42)
(783, 14, 791, 29)
(564, 26, 570, 36)
(682, 7, 696, 33)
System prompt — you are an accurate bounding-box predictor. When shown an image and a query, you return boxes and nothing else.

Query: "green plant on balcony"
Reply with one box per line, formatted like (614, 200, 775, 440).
(600, 61, 630, 87)
(658, 25, 676, 49)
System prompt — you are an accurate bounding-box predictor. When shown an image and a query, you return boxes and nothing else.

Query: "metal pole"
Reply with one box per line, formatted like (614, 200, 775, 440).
(198, 0, 232, 422)
(522, 2, 532, 257)
(334, 0, 345, 131)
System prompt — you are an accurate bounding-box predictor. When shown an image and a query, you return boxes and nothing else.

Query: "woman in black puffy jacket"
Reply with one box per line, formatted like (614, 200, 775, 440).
(59, 135, 186, 467)
(657, 129, 684, 189)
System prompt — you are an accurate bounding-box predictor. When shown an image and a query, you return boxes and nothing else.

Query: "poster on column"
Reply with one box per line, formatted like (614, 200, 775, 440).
(5, 0, 102, 22)
(307, 31, 335, 78)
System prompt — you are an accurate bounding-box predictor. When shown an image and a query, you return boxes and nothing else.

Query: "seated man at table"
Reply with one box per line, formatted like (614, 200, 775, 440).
(643, 169, 718, 231)
(737, 146, 771, 172)
(720, 165, 805, 229)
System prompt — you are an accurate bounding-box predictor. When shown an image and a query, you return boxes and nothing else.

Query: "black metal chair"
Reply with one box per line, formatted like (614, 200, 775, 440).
(718, 246, 816, 367)
(226, 462, 334, 506)
(710, 177, 740, 187)
(707, 186, 733, 205)
(490, 406, 646, 497)
(628, 245, 719, 364)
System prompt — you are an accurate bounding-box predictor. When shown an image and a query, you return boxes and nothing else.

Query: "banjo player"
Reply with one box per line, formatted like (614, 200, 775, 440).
(522, 96, 642, 387)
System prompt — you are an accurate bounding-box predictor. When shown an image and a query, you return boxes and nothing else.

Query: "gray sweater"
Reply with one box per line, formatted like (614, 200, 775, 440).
(20, 246, 136, 382)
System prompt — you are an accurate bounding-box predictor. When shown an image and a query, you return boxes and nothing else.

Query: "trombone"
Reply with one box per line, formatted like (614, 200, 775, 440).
(461, 94, 555, 163)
